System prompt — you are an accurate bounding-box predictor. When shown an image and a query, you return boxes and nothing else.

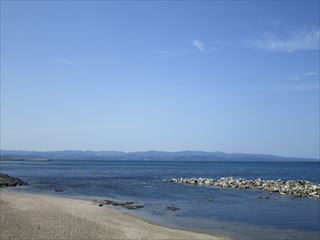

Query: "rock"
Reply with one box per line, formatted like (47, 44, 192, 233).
(54, 188, 64, 192)
(309, 191, 318, 196)
(0, 173, 28, 187)
(166, 206, 180, 211)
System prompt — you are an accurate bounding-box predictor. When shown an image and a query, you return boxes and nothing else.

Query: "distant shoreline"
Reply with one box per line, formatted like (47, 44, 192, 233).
(0, 157, 49, 161)
(1, 149, 318, 162)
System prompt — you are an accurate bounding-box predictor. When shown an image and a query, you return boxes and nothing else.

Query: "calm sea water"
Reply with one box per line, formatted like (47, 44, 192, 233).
(1, 160, 319, 240)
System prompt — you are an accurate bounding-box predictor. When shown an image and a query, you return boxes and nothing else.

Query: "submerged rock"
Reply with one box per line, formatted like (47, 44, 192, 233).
(166, 177, 320, 198)
(125, 204, 144, 209)
(166, 206, 180, 211)
(96, 199, 144, 210)
(54, 188, 64, 192)
(0, 173, 28, 187)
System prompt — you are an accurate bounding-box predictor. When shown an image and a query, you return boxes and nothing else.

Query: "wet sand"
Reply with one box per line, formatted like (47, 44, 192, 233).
(0, 190, 229, 240)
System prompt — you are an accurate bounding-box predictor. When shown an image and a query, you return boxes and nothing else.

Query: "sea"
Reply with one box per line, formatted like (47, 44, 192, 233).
(1, 160, 319, 240)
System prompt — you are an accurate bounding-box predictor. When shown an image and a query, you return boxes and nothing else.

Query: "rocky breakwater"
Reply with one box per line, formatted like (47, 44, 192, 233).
(0, 173, 28, 187)
(167, 177, 320, 198)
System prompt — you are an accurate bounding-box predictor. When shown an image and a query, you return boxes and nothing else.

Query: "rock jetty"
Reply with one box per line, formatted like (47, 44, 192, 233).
(95, 199, 144, 209)
(0, 173, 28, 187)
(167, 177, 320, 198)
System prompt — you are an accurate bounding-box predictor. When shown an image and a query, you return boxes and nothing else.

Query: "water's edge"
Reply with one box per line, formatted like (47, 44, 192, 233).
(1, 160, 319, 240)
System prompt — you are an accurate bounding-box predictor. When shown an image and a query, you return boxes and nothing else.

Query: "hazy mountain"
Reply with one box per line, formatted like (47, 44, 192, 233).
(0, 150, 318, 161)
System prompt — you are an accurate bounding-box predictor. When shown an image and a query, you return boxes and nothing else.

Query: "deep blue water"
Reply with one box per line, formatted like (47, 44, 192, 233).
(1, 160, 319, 240)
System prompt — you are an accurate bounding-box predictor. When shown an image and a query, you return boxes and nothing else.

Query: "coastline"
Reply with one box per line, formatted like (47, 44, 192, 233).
(0, 190, 229, 240)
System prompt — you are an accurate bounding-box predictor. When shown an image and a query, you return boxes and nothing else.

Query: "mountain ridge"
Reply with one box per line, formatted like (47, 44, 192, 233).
(0, 150, 318, 161)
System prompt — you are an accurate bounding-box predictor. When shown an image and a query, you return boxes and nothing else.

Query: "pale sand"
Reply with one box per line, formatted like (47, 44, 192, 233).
(0, 191, 229, 240)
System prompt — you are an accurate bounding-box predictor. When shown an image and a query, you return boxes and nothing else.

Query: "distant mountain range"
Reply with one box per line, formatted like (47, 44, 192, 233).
(0, 150, 318, 161)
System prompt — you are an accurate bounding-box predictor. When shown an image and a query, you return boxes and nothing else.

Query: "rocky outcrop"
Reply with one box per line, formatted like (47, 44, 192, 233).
(166, 177, 320, 198)
(95, 199, 144, 209)
(0, 173, 28, 187)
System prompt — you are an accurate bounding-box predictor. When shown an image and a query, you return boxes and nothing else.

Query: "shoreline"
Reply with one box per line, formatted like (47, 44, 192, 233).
(0, 190, 229, 240)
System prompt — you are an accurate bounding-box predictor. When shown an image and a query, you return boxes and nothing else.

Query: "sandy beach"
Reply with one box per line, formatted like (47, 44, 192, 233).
(0, 190, 228, 240)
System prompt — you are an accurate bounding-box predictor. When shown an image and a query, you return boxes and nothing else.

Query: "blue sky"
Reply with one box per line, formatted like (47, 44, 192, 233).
(1, 1, 319, 158)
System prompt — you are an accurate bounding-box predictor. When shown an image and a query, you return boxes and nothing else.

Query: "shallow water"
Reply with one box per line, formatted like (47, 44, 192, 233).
(1, 160, 319, 240)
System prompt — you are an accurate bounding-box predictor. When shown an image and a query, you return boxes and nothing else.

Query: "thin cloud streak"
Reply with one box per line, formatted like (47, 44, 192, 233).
(273, 83, 319, 92)
(155, 49, 186, 58)
(288, 76, 301, 81)
(289, 71, 320, 81)
(305, 72, 319, 76)
(249, 28, 320, 52)
(54, 57, 76, 66)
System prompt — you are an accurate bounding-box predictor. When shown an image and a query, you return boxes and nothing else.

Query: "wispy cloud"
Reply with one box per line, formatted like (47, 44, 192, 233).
(54, 57, 76, 66)
(192, 40, 206, 52)
(273, 83, 319, 92)
(240, 80, 319, 95)
(289, 71, 319, 81)
(163, 85, 189, 92)
(155, 40, 222, 58)
(155, 49, 186, 58)
(288, 76, 301, 81)
(211, 40, 241, 48)
(305, 72, 319, 76)
(249, 28, 320, 52)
